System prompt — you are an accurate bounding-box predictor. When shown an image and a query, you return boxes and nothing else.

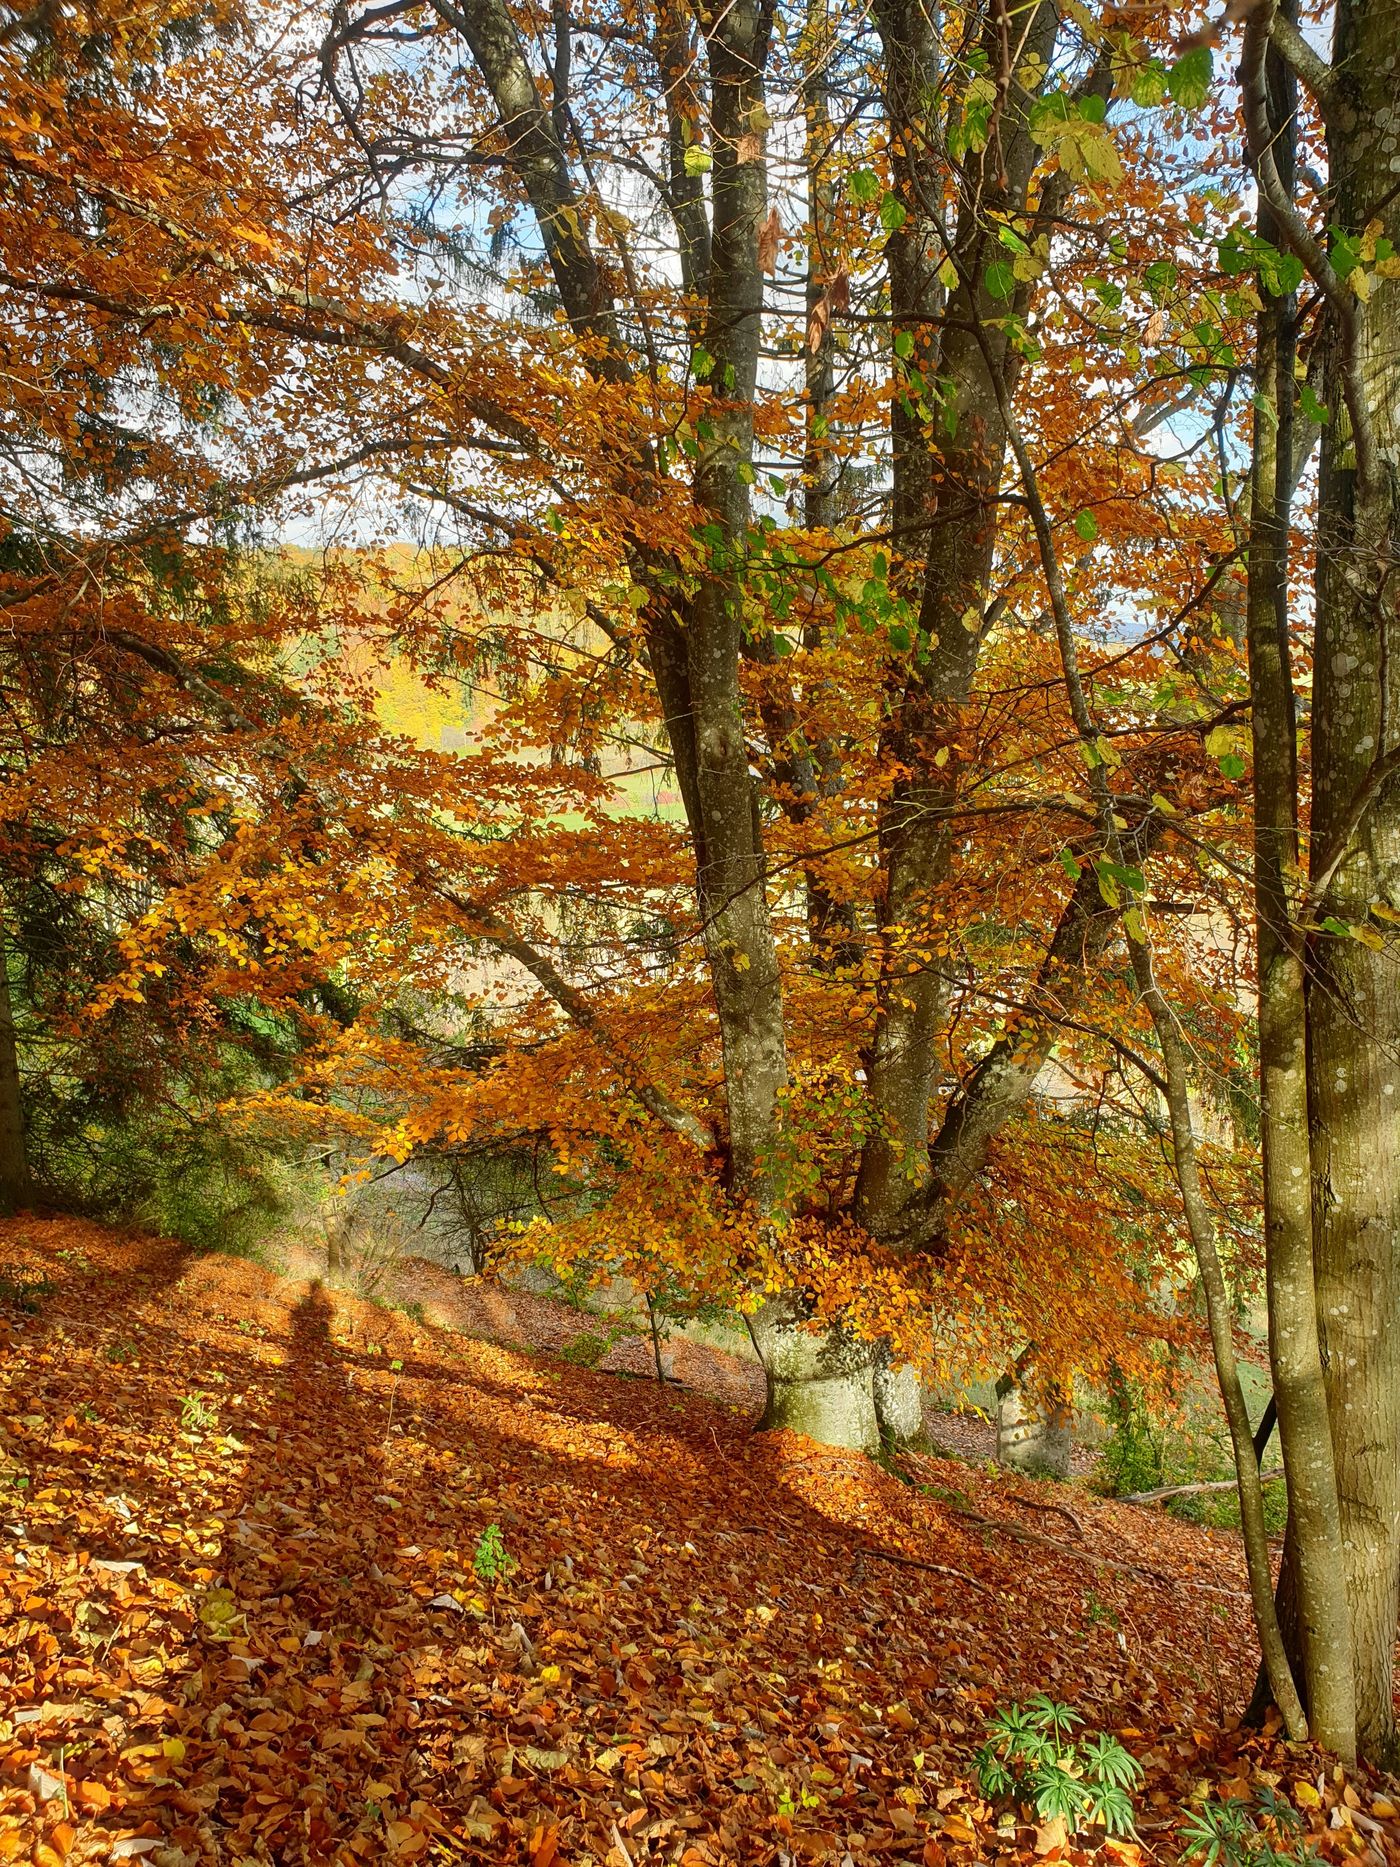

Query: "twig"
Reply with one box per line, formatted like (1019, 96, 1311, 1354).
(1015, 1494, 1086, 1537)
(858, 1545, 997, 1595)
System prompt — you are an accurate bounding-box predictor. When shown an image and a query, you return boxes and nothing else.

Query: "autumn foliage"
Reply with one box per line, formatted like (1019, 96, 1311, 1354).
(4, 0, 1400, 1776)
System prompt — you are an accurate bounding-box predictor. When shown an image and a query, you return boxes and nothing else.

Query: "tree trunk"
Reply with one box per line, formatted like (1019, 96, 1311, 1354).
(995, 1368, 1072, 1480)
(1241, 3, 1357, 1759)
(872, 1347, 924, 1445)
(0, 919, 31, 1215)
(1000, 353, 1309, 1742)
(749, 1295, 879, 1451)
(855, 0, 1061, 1246)
(1300, 0, 1400, 1767)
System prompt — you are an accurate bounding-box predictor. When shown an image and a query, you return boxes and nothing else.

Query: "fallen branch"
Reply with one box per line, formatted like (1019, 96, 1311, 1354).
(1121, 1469, 1284, 1506)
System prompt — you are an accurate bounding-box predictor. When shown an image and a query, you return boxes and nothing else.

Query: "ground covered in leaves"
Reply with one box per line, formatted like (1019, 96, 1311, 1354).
(1, 1218, 1396, 1867)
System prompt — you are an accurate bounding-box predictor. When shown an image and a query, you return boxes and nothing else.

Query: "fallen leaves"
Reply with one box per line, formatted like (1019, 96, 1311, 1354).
(2, 1216, 1399, 1867)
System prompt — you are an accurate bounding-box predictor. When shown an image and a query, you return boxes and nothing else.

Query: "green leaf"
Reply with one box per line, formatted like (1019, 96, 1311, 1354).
(770, 632, 795, 657)
(1219, 226, 1304, 296)
(849, 167, 881, 204)
(1144, 257, 1177, 301)
(1219, 752, 1246, 780)
(1253, 392, 1278, 430)
(1029, 89, 1073, 137)
(1330, 227, 1363, 279)
(1167, 45, 1213, 110)
(1074, 509, 1099, 542)
(1299, 381, 1329, 425)
(985, 258, 1016, 299)
(893, 328, 915, 360)
(1101, 860, 1145, 894)
(887, 622, 911, 651)
(683, 144, 712, 176)
(1079, 92, 1107, 124)
(879, 192, 908, 232)
(692, 345, 714, 379)
(1130, 58, 1168, 107)
(1059, 850, 1083, 881)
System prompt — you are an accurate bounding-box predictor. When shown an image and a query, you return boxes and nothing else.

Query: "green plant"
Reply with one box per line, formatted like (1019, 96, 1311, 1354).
(105, 1339, 138, 1364)
(1180, 1787, 1317, 1867)
(180, 1391, 217, 1431)
(472, 1522, 516, 1585)
(974, 1696, 1142, 1838)
(1084, 1591, 1121, 1633)
(1097, 1366, 1165, 1498)
(559, 1327, 617, 1368)
(0, 1266, 57, 1312)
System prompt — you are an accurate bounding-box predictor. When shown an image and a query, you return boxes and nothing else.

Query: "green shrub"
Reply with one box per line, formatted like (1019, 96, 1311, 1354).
(1097, 1366, 1165, 1497)
(472, 1522, 516, 1585)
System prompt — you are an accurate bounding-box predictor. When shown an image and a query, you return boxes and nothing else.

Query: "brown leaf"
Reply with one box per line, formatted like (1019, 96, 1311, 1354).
(758, 206, 780, 276)
(807, 291, 831, 355)
(1034, 1813, 1069, 1857)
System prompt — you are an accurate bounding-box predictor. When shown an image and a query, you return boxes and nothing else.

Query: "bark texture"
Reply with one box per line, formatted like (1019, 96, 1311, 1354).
(854, 0, 1062, 1246)
(1304, 0, 1400, 1762)
(750, 1296, 879, 1451)
(0, 922, 30, 1215)
(1241, 2, 1356, 1759)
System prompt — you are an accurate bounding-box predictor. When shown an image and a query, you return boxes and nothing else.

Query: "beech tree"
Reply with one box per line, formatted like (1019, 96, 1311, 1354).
(1229, 0, 1400, 1770)
(261, 0, 1269, 1451)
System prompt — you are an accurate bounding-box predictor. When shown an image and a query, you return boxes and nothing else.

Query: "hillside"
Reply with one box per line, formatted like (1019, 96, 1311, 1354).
(0, 1219, 1394, 1866)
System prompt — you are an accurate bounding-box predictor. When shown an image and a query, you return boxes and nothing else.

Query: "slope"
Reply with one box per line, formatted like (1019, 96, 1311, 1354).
(0, 1219, 1394, 1866)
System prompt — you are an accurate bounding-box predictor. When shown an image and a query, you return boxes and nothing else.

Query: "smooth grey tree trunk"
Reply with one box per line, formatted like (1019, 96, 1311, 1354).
(1240, 1, 1357, 1760)
(750, 1296, 878, 1451)
(995, 1371, 1072, 1480)
(0, 919, 31, 1215)
(1303, 0, 1400, 1762)
(853, 0, 1062, 1249)
(872, 1351, 924, 1445)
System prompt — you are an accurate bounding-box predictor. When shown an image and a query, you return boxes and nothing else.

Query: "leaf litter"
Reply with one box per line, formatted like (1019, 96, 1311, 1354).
(1, 1218, 1396, 1866)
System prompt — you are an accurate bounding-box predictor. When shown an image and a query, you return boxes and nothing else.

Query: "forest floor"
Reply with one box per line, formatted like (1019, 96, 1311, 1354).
(1, 1216, 1396, 1867)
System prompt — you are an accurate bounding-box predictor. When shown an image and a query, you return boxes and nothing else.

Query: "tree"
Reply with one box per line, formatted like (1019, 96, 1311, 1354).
(277, 0, 1263, 1446)
(1231, 0, 1400, 1769)
(0, 0, 1284, 1480)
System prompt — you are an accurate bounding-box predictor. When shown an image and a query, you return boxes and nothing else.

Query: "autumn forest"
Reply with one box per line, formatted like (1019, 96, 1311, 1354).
(3, 0, 1400, 1855)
